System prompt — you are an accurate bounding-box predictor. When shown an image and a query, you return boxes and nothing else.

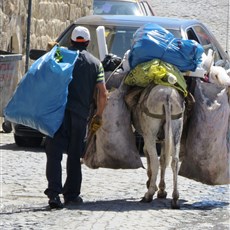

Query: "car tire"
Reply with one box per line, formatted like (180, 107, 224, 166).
(2, 121, 12, 133)
(14, 134, 43, 147)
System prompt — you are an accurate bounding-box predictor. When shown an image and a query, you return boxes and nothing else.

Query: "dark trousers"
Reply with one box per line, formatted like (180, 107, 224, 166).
(44, 110, 87, 201)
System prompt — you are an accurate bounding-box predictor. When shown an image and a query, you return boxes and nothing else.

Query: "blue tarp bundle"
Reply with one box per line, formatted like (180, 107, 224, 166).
(129, 23, 204, 72)
(4, 45, 79, 137)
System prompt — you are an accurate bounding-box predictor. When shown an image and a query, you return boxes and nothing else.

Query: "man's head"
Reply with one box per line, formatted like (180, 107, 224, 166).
(71, 26, 90, 47)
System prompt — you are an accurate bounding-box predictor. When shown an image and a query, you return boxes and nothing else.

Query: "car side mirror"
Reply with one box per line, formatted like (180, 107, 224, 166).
(29, 49, 46, 60)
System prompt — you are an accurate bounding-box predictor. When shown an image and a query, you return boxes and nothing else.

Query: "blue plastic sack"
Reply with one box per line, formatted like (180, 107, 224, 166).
(129, 23, 204, 72)
(4, 46, 79, 137)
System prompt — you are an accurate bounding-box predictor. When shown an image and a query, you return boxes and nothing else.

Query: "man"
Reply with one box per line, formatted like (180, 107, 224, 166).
(44, 26, 107, 209)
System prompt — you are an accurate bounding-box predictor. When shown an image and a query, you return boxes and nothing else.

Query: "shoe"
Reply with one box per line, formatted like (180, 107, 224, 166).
(48, 196, 64, 209)
(64, 196, 83, 206)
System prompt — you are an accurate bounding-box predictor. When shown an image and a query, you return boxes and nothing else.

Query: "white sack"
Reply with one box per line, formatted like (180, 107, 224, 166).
(179, 79, 230, 185)
(83, 81, 143, 169)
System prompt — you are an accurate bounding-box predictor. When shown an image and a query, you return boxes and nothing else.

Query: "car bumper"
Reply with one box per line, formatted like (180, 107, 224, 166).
(12, 124, 45, 137)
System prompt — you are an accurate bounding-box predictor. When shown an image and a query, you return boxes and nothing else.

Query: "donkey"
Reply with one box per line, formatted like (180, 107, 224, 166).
(131, 84, 185, 209)
(103, 49, 229, 208)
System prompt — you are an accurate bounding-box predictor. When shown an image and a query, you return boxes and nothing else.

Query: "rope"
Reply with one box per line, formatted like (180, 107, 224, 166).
(105, 59, 124, 85)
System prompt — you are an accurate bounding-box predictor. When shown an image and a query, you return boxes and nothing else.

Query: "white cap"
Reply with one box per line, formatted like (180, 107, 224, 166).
(71, 26, 91, 42)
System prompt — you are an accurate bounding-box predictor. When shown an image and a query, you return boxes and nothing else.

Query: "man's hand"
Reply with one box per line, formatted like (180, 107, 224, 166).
(89, 115, 102, 133)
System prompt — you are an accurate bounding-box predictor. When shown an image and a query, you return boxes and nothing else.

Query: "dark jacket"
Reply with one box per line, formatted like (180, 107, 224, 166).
(66, 46, 104, 119)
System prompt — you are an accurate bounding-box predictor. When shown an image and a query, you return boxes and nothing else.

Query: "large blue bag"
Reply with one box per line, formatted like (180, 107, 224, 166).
(129, 23, 204, 72)
(4, 46, 79, 137)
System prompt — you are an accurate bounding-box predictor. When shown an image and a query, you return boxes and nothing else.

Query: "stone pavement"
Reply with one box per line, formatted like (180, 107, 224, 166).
(0, 131, 230, 230)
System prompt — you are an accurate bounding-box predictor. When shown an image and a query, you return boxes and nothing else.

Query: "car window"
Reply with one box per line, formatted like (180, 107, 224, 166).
(193, 26, 211, 46)
(57, 26, 73, 48)
(58, 24, 185, 59)
(186, 26, 221, 62)
(58, 25, 137, 58)
(93, 0, 143, 15)
(105, 28, 136, 57)
(58, 25, 101, 58)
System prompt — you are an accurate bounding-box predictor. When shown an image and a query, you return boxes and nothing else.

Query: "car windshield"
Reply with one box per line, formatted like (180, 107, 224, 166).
(58, 24, 182, 59)
(93, 0, 143, 15)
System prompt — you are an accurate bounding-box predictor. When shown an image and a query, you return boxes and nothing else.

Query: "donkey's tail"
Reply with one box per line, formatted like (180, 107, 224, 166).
(163, 95, 173, 166)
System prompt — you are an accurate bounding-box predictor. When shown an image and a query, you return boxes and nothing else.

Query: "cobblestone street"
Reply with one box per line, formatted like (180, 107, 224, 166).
(0, 131, 229, 230)
(0, 0, 229, 229)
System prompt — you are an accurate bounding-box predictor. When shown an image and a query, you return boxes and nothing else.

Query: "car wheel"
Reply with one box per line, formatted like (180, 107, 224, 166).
(2, 121, 12, 133)
(14, 134, 43, 147)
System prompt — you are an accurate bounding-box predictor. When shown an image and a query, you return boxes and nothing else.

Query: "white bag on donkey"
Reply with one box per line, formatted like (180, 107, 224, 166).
(179, 79, 230, 185)
(83, 80, 143, 169)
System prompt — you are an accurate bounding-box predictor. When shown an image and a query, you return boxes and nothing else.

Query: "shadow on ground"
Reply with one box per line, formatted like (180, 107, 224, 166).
(2, 198, 228, 215)
(0, 142, 44, 153)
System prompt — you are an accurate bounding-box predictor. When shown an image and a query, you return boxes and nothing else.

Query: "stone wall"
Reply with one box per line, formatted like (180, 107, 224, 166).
(151, 0, 230, 54)
(29, 0, 92, 50)
(0, 0, 92, 77)
(0, 0, 92, 54)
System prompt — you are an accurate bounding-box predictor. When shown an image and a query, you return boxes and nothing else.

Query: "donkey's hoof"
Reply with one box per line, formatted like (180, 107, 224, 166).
(171, 199, 180, 209)
(157, 191, 167, 199)
(140, 196, 152, 203)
